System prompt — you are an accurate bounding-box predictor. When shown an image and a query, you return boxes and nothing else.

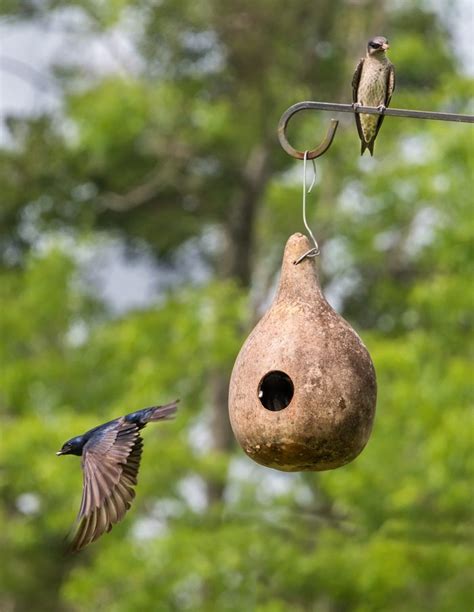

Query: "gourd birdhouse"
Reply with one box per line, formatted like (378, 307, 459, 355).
(229, 233, 377, 472)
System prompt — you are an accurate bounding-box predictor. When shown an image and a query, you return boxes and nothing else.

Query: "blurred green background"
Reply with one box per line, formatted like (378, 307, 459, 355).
(0, 1, 473, 610)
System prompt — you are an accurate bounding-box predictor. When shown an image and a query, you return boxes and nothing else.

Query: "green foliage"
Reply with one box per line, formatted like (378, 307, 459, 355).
(0, 1, 473, 610)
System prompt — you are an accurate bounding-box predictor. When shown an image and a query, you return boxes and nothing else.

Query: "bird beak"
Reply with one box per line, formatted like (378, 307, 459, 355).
(56, 451, 64, 456)
(382, 43, 389, 50)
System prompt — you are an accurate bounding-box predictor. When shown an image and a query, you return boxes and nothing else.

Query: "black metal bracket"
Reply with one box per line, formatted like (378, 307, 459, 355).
(278, 101, 474, 159)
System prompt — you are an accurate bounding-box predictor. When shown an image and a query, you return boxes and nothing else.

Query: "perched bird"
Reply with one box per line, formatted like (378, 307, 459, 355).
(352, 36, 395, 156)
(57, 400, 178, 552)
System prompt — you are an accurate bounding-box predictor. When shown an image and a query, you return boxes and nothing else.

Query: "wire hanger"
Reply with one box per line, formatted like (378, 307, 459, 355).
(294, 151, 320, 265)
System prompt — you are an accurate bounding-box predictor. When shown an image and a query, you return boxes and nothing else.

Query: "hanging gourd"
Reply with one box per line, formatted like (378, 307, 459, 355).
(228, 92, 474, 472)
(228, 154, 377, 472)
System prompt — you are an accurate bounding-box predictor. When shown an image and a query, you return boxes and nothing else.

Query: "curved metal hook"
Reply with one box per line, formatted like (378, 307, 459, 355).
(278, 103, 339, 160)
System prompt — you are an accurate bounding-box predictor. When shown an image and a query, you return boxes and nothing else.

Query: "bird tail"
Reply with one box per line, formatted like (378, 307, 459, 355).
(361, 140, 374, 156)
(145, 400, 179, 422)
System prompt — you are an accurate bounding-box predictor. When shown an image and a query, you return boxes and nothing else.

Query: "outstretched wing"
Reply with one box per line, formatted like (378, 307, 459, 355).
(351, 58, 366, 146)
(69, 419, 143, 552)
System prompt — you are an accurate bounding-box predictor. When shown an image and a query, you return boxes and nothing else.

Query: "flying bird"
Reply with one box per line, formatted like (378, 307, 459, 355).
(57, 400, 178, 552)
(352, 36, 395, 156)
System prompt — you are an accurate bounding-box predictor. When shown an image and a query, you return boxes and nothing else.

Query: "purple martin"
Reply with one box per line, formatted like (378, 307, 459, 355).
(57, 400, 178, 552)
(352, 36, 395, 156)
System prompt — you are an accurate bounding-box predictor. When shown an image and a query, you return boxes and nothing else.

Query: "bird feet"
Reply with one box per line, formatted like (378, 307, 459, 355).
(377, 104, 387, 113)
(352, 102, 362, 112)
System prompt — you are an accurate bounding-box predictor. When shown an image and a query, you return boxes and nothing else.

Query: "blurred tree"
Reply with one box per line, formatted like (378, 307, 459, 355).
(0, 0, 472, 610)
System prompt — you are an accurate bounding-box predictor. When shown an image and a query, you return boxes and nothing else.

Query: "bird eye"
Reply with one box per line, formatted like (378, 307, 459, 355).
(369, 42, 381, 49)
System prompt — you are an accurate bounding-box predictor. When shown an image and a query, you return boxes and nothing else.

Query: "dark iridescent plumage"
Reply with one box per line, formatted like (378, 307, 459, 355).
(352, 36, 395, 156)
(57, 401, 178, 552)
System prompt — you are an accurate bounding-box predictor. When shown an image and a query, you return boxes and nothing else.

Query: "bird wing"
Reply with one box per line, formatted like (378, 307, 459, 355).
(385, 62, 396, 106)
(69, 419, 144, 552)
(351, 58, 364, 103)
(368, 62, 396, 152)
(351, 58, 366, 145)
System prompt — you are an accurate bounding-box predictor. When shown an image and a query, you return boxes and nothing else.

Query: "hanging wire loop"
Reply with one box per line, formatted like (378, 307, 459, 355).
(278, 100, 474, 160)
(293, 152, 320, 265)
